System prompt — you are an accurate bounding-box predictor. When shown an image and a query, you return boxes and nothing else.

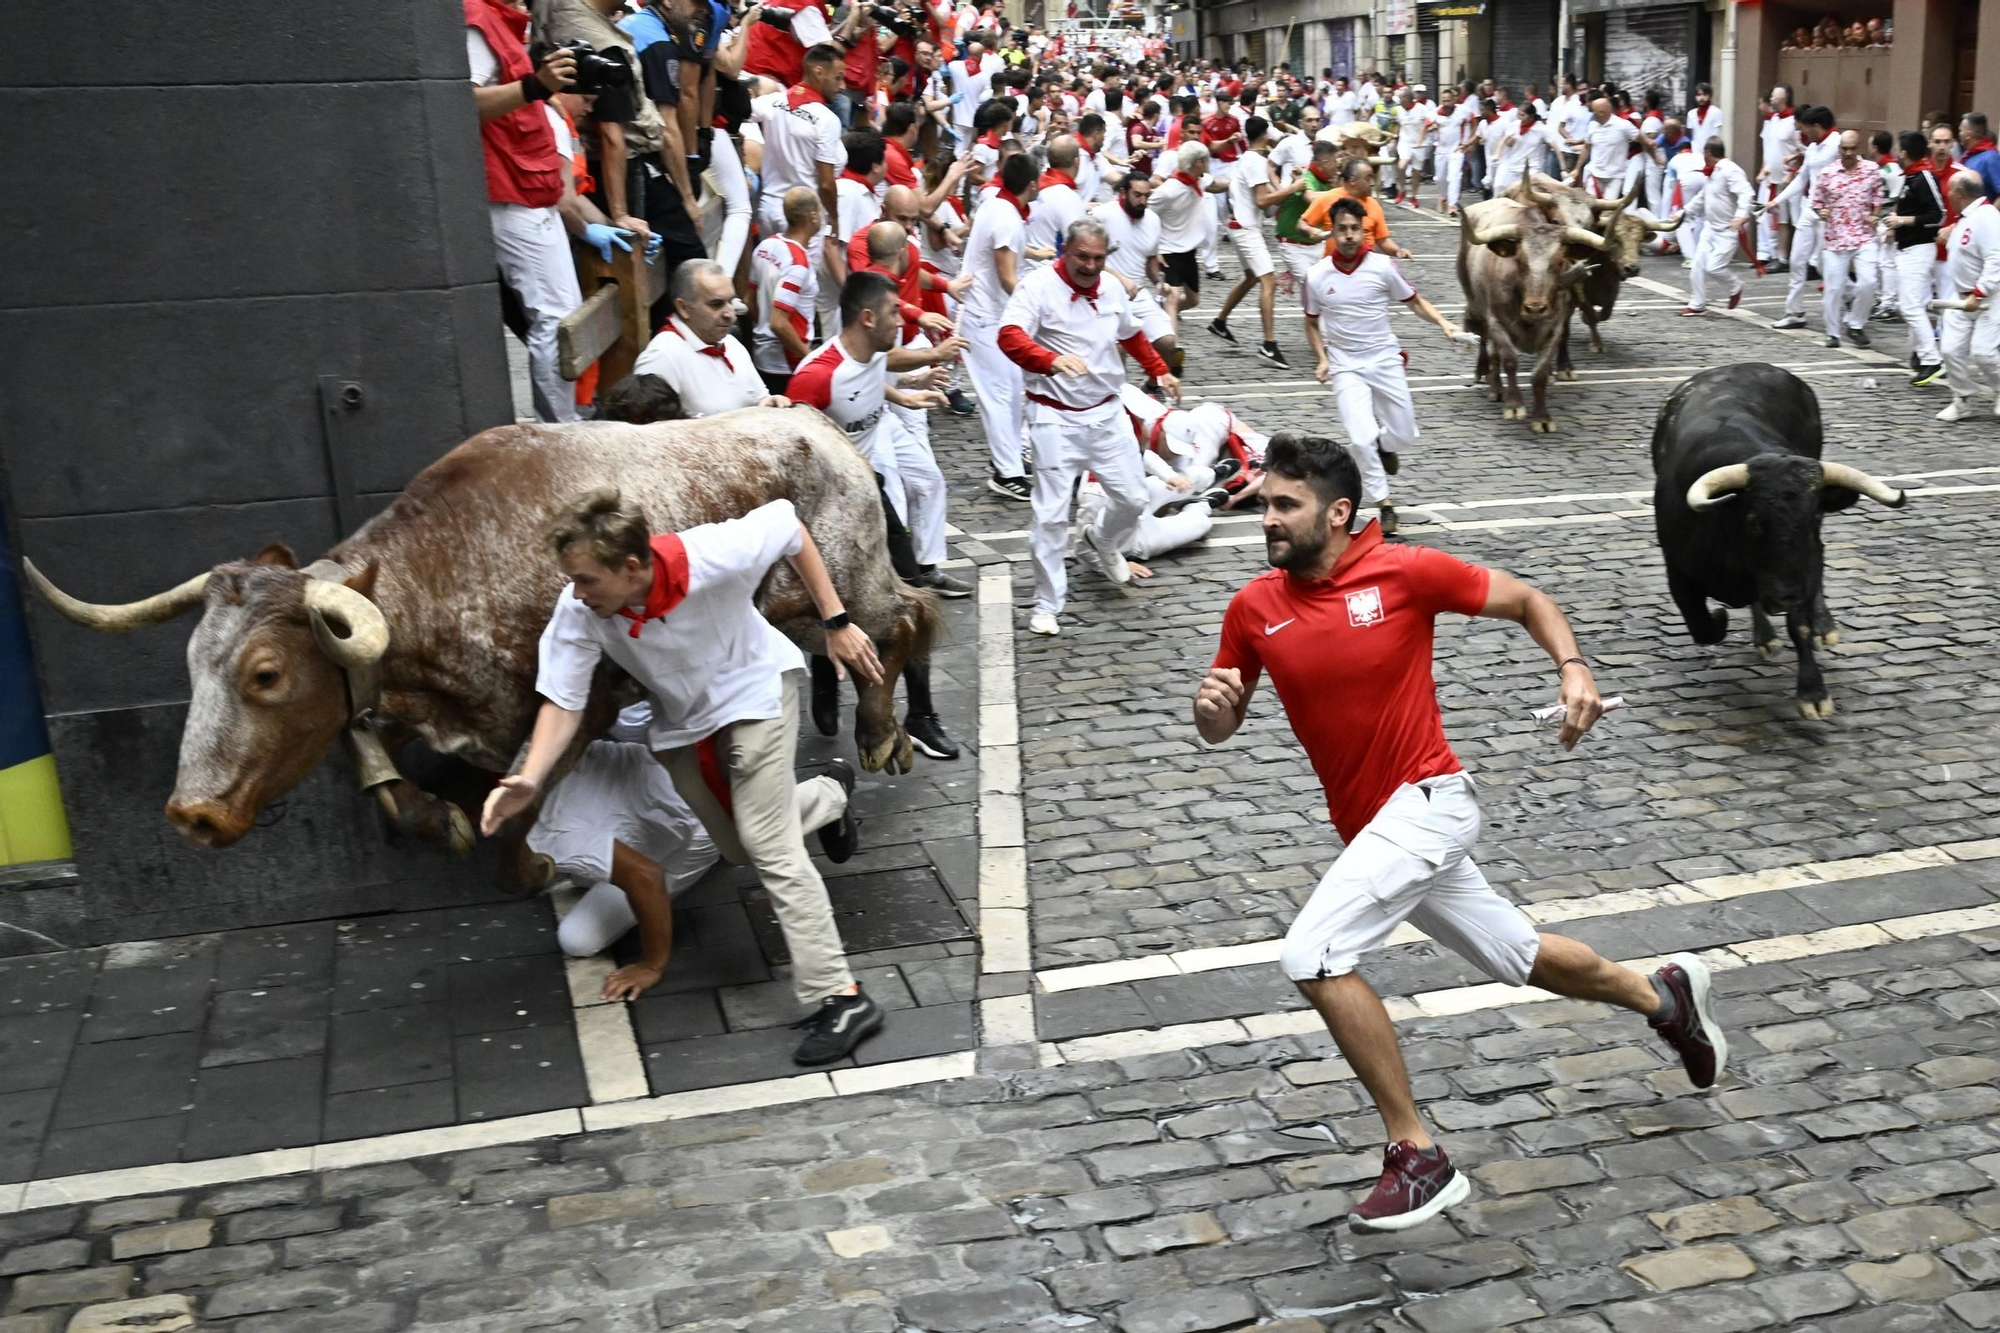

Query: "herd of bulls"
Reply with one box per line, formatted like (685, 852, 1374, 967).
(17, 248, 1914, 870)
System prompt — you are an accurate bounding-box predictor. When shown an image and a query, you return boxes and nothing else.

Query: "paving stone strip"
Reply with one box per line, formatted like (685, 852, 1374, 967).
(0, 933, 1994, 1331)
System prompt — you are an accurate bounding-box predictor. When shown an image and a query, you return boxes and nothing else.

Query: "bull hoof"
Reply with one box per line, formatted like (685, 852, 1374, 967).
(447, 805, 474, 859)
(1501, 405, 1524, 420)
(1557, 369, 1579, 382)
(1816, 628, 1841, 647)
(1796, 695, 1836, 720)
(1530, 418, 1555, 434)
(859, 727, 916, 775)
(1758, 638, 1784, 660)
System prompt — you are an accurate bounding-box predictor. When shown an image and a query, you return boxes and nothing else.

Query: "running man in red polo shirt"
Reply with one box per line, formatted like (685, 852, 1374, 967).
(1192, 435, 1726, 1235)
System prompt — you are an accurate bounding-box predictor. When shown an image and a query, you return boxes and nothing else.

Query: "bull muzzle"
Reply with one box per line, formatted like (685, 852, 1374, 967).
(165, 797, 253, 848)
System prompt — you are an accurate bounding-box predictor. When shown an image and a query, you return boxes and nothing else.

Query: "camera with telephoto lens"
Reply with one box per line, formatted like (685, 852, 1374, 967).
(870, 3, 917, 35)
(536, 39, 634, 95)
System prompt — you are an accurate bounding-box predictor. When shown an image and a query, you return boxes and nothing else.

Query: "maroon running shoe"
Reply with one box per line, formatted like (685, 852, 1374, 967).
(1650, 952, 1728, 1088)
(1348, 1141, 1470, 1234)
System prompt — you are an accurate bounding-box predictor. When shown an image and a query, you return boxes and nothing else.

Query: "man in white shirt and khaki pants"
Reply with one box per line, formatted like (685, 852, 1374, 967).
(483, 490, 890, 1065)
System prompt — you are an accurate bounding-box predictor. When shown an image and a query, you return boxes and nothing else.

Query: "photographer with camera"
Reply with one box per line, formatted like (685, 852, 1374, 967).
(743, 0, 865, 105)
(835, 5, 899, 129)
(465, 0, 590, 423)
(536, 0, 706, 315)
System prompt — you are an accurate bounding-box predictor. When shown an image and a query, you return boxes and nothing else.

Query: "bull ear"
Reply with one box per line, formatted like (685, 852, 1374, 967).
(344, 560, 379, 600)
(252, 543, 298, 568)
(1819, 486, 1862, 514)
(1488, 239, 1519, 259)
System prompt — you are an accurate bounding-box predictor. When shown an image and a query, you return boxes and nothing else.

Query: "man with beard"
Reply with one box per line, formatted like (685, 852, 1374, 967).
(1300, 197, 1455, 535)
(1093, 173, 1179, 398)
(1191, 433, 1727, 1237)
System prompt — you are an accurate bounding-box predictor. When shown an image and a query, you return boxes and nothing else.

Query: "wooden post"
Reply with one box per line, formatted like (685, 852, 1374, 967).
(558, 241, 668, 388)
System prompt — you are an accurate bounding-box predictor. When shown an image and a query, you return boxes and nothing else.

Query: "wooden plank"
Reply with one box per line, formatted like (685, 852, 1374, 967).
(558, 285, 621, 380)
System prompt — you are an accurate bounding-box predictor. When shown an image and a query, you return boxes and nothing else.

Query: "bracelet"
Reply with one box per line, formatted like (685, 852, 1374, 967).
(822, 611, 853, 632)
(520, 73, 554, 102)
(1558, 657, 1589, 675)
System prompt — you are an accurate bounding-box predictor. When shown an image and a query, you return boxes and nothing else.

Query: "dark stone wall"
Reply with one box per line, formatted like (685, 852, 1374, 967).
(0, 1, 518, 943)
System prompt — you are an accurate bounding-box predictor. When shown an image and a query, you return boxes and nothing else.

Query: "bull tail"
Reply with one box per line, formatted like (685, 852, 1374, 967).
(897, 581, 943, 663)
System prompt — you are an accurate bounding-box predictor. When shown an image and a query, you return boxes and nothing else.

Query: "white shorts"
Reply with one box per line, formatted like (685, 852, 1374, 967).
(1278, 773, 1541, 987)
(1279, 239, 1320, 285)
(1129, 285, 1174, 342)
(1227, 225, 1275, 278)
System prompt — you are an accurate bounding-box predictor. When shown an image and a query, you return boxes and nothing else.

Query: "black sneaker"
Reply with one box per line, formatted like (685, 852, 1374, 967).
(946, 388, 976, 417)
(988, 472, 1031, 502)
(1202, 486, 1234, 509)
(1377, 501, 1399, 536)
(1258, 341, 1289, 367)
(1824, 335, 1840, 348)
(1914, 363, 1945, 386)
(1207, 319, 1237, 344)
(1381, 450, 1400, 476)
(915, 566, 973, 597)
(1767, 260, 1790, 274)
(816, 759, 859, 864)
(811, 660, 840, 737)
(906, 711, 960, 760)
(1204, 268, 1226, 282)
(1210, 457, 1243, 485)
(1846, 326, 1871, 348)
(793, 987, 883, 1065)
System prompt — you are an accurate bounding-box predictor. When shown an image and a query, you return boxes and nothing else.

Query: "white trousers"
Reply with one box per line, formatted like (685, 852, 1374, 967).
(1202, 160, 1234, 269)
(1756, 182, 1787, 259)
(1687, 223, 1742, 310)
(1329, 354, 1419, 506)
(962, 319, 1026, 477)
(1278, 773, 1540, 986)
(885, 403, 949, 566)
(1784, 214, 1823, 315)
(1444, 148, 1466, 210)
(490, 202, 584, 424)
(1128, 484, 1214, 560)
(1896, 244, 1941, 363)
(1643, 157, 1665, 214)
(1940, 301, 2000, 401)
(1874, 231, 1899, 313)
(699, 129, 754, 278)
(1820, 244, 1878, 335)
(1028, 402, 1145, 614)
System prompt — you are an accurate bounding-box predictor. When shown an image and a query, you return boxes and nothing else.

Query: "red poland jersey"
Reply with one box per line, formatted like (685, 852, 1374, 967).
(1212, 523, 1491, 842)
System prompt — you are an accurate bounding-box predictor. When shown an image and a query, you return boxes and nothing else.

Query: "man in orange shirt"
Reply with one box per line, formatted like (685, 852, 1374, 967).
(1298, 159, 1416, 260)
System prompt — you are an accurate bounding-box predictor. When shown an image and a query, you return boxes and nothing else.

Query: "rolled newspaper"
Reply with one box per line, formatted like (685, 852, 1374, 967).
(1928, 298, 1980, 312)
(1532, 696, 1626, 725)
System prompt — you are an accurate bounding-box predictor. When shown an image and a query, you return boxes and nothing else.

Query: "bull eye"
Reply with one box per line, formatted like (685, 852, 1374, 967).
(253, 667, 281, 690)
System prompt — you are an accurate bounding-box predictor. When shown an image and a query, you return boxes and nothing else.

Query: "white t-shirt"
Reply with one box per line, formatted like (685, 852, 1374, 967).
(787, 337, 891, 468)
(1097, 201, 1161, 283)
(1226, 150, 1272, 230)
(836, 173, 884, 246)
(534, 500, 808, 749)
(748, 236, 816, 375)
(1301, 251, 1416, 368)
(1687, 104, 1724, 155)
(999, 262, 1146, 411)
(960, 191, 1029, 325)
(631, 316, 768, 418)
(1494, 123, 1563, 183)
(1027, 177, 1085, 259)
(1395, 105, 1434, 154)
(753, 90, 846, 211)
(948, 57, 994, 126)
(1151, 171, 1210, 252)
(923, 197, 966, 276)
(528, 709, 717, 891)
(1268, 132, 1313, 182)
(1327, 89, 1360, 123)
(1581, 116, 1639, 182)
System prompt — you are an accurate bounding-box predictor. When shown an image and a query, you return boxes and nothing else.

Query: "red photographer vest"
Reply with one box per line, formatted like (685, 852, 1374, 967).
(465, 0, 565, 209)
(743, 2, 830, 88)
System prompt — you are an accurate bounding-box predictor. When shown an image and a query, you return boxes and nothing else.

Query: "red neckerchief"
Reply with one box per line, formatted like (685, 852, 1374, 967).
(662, 320, 734, 371)
(1039, 168, 1076, 191)
(1767, 109, 1790, 121)
(615, 534, 692, 638)
(1701, 160, 1719, 176)
(1877, 155, 1896, 167)
(1053, 260, 1100, 305)
(1172, 170, 1200, 189)
(1329, 241, 1373, 274)
(994, 186, 1030, 219)
(1970, 139, 1999, 154)
(1497, 100, 1514, 112)
(786, 83, 827, 109)
(978, 130, 1003, 149)
(838, 169, 874, 187)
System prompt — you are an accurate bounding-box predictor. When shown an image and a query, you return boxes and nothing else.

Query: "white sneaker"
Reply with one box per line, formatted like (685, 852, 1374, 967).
(1029, 612, 1060, 636)
(1085, 527, 1131, 584)
(1936, 397, 1972, 422)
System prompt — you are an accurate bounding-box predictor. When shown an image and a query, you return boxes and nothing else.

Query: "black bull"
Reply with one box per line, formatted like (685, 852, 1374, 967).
(1652, 364, 1908, 718)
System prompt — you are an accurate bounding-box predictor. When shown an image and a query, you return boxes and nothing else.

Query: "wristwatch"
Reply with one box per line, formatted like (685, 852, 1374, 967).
(822, 611, 852, 631)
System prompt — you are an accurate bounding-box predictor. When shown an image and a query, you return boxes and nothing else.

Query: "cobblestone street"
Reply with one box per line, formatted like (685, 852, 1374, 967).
(3, 213, 1998, 1331)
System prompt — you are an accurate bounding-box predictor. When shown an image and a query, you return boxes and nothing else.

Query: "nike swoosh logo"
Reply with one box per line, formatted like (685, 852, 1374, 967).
(1265, 619, 1296, 636)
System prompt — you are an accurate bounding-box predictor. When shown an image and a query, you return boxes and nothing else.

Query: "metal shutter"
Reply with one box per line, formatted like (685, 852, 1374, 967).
(1489, 0, 1557, 97)
(1603, 4, 1695, 109)
(1329, 19, 1354, 78)
(1417, 8, 1440, 92)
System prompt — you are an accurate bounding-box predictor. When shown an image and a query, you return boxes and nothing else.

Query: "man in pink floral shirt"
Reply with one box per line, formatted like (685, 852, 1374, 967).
(1811, 129, 1886, 348)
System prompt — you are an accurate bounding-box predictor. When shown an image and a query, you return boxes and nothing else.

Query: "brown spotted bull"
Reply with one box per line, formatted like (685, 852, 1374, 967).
(24, 409, 939, 876)
(1456, 197, 1614, 432)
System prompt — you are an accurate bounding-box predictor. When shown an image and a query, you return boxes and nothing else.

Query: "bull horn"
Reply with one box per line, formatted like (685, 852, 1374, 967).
(1469, 222, 1523, 246)
(1368, 154, 1396, 166)
(303, 578, 389, 671)
(1686, 464, 1752, 511)
(21, 559, 209, 631)
(1643, 211, 1686, 234)
(1819, 461, 1908, 507)
(1522, 174, 1557, 208)
(1588, 189, 1637, 213)
(1563, 225, 1613, 251)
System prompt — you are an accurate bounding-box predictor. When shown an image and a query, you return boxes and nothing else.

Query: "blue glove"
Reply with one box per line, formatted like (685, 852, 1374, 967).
(584, 223, 635, 262)
(949, 92, 964, 106)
